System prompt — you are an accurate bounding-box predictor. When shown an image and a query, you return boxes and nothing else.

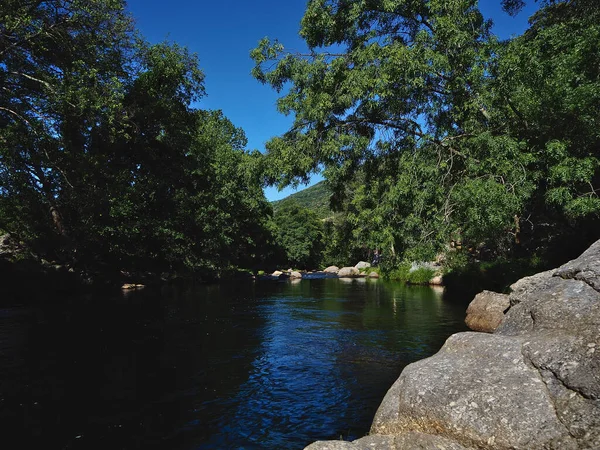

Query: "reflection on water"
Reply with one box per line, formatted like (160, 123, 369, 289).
(0, 279, 469, 449)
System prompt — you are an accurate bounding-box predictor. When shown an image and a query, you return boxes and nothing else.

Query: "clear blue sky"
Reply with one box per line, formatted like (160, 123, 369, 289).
(125, 0, 540, 201)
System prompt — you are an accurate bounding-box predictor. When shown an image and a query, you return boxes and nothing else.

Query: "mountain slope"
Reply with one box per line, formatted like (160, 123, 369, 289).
(271, 181, 333, 218)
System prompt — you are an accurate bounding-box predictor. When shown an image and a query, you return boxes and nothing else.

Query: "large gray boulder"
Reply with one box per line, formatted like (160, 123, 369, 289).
(338, 266, 360, 278)
(305, 239, 600, 450)
(355, 261, 371, 270)
(324, 266, 340, 274)
(464, 290, 510, 333)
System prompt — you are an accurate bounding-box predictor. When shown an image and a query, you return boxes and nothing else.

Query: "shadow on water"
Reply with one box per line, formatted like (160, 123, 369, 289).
(0, 279, 469, 449)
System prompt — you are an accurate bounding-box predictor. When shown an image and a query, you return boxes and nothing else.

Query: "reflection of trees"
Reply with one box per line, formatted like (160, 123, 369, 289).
(291, 279, 469, 441)
(5, 278, 470, 449)
(5, 283, 267, 449)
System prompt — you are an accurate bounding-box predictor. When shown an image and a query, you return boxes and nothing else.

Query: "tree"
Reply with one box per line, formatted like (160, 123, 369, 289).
(252, 0, 599, 263)
(0, 0, 135, 259)
(272, 201, 324, 269)
(493, 0, 600, 256)
(1, 1, 274, 278)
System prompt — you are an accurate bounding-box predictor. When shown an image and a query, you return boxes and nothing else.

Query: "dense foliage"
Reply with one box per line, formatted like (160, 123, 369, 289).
(271, 201, 324, 269)
(272, 180, 333, 219)
(0, 0, 272, 279)
(2, 0, 598, 284)
(253, 0, 600, 267)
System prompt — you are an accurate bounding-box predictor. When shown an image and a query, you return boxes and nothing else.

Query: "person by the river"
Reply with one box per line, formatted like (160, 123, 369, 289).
(372, 249, 380, 266)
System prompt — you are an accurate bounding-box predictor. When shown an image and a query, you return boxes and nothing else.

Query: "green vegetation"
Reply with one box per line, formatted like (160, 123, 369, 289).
(0, 0, 272, 282)
(383, 263, 436, 284)
(252, 0, 600, 281)
(271, 201, 324, 269)
(1, 0, 599, 289)
(272, 181, 333, 219)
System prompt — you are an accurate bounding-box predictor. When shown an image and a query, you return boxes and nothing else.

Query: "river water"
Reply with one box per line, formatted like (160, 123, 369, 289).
(0, 278, 469, 449)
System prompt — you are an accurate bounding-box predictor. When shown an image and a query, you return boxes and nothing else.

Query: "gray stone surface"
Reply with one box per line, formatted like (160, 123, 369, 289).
(464, 290, 510, 333)
(356, 261, 371, 270)
(338, 266, 360, 278)
(305, 441, 360, 450)
(497, 276, 600, 336)
(305, 433, 468, 449)
(372, 332, 578, 449)
(554, 239, 600, 293)
(393, 431, 469, 449)
(324, 266, 340, 274)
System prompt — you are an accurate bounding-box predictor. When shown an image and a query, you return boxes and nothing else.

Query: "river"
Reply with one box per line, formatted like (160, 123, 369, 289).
(0, 278, 469, 449)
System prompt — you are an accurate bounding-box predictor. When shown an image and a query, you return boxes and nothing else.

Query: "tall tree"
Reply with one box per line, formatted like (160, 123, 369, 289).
(0, 0, 135, 258)
(252, 0, 599, 262)
(1, 0, 274, 277)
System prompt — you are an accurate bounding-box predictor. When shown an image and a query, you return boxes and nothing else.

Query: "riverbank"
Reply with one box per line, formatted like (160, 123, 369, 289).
(305, 238, 600, 449)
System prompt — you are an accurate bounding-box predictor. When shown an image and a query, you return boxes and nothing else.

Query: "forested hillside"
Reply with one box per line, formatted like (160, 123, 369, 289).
(271, 181, 333, 219)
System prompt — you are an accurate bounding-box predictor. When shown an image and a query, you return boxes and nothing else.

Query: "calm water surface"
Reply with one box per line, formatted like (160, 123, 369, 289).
(0, 278, 469, 449)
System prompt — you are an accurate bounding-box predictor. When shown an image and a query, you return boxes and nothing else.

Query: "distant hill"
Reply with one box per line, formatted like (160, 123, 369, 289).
(271, 181, 333, 219)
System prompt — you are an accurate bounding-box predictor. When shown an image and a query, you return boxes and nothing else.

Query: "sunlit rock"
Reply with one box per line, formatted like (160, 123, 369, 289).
(465, 290, 509, 333)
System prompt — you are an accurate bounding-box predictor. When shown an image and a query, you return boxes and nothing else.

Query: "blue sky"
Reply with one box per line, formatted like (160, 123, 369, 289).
(125, 0, 540, 201)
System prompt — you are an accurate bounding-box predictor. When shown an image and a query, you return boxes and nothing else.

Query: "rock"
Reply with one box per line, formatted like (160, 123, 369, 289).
(304, 432, 467, 449)
(372, 332, 580, 449)
(507, 269, 555, 307)
(303, 239, 600, 450)
(464, 290, 510, 333)
(368, 272, 380, 279)
(304, 441, 358, 450)
(369, 239, 600, 449)
(498, 275, 600, 337)
(392, 431, 469, 449)
(272, 270, 283, 277)
(121, 283, 145, 290)
(338, 266, 360, 278)
(324, 266, 340, 274)
(429, 275, 444, 286)
(554, 238, 600, 293)
(290, 271, 302, 279)
(355, 261, 371, 270)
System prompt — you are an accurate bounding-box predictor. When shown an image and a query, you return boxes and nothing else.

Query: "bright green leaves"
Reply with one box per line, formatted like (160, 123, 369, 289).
(496, 1, 600, 225)
(251, 0, 496, 181)
(253, 0, 600, 262)
(272, 200, 324, 269)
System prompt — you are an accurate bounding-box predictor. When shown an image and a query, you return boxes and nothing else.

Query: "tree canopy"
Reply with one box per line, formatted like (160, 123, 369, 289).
(0, 0, 273, 278)
(252, 0, 600, 263)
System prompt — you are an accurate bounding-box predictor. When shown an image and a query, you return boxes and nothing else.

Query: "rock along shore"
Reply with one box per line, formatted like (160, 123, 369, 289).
(305, 239, 600, 449)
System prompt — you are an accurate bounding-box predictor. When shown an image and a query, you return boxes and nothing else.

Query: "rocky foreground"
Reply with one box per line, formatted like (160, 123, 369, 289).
(305, 240, 600, 449)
